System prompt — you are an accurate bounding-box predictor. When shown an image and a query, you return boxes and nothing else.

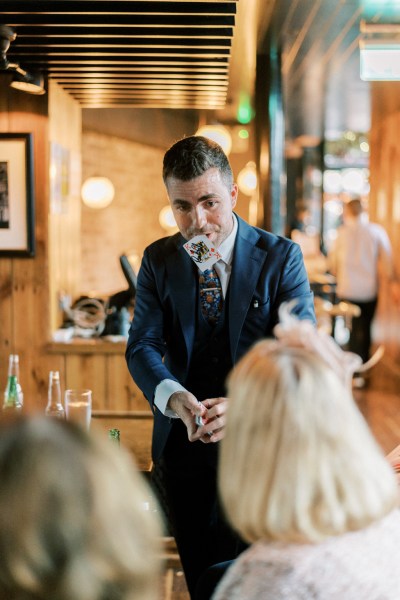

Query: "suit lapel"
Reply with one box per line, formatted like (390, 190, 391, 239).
(166, 238, 197, 358)
(229, 218, 267, 360)
(164, 220, 267, 364)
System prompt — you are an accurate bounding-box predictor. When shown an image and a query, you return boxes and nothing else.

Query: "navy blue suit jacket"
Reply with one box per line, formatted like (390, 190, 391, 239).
(126, 215, 315, 460)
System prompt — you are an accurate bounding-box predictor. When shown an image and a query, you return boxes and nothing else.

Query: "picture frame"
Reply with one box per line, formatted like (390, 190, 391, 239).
(0, 133, 35, 257)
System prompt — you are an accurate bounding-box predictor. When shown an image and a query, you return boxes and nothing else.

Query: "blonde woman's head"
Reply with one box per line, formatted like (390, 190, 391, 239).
(0, 415, 163, 600)
(219, 342, 398, 545)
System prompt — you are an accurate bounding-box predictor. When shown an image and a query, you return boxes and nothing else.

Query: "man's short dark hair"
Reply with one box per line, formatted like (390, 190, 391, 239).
(162, 135, 233, 188)
(346, 197, 364, 217)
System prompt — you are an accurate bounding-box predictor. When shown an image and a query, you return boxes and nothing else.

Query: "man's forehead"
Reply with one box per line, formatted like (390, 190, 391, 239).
(167, 170, 229, 200)
(166, 167, 223, 188)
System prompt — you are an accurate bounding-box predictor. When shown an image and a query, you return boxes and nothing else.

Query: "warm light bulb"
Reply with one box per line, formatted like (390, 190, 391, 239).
(195, 124, 232, 155)
(159, 205, 178, 232)
(81, 177, 115, 209)
(237, 162, 258, 196)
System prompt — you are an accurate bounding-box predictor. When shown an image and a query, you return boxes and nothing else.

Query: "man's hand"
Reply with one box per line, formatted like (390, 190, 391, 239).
(197, 397, 228, 444)
(167, 391, 207, 442)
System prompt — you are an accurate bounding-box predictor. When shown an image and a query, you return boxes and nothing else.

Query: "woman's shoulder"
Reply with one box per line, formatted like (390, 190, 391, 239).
(212, 541, 303, 600)
(213, 514, 400, 600)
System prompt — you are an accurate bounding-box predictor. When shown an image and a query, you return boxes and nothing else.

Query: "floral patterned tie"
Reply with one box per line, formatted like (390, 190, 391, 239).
(199, 267, 223, 325)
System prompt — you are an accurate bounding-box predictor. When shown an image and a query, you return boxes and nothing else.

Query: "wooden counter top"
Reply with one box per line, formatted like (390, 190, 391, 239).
(47, 338, 127, 355)
(92, 410, 153, 472)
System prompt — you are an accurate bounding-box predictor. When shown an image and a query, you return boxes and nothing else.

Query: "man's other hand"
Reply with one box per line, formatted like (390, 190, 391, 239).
(197, 397, 228, 444)
(168, 391, 207, 441)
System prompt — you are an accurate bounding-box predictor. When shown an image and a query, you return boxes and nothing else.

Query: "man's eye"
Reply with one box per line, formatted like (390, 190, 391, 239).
(206, 200, 217, 208)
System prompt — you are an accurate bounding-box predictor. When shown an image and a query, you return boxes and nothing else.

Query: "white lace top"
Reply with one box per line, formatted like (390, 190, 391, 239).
(212, 510, 400, 600)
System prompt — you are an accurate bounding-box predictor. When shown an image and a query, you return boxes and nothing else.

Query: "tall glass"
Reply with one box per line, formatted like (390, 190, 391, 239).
(65, 389, 92, 430)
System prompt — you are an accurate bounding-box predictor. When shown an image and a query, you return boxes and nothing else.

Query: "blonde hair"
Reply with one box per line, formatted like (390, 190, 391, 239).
(219, 342, 398, 545)
(0, 416, 163, 600)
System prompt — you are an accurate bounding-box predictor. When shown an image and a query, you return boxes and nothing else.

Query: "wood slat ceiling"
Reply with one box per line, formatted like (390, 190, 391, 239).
(1, 0, 238, 108)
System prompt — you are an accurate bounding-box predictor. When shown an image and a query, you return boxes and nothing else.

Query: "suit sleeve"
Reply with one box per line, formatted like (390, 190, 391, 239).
(271, 241, 316, 327)
(125, 248, 178, 407)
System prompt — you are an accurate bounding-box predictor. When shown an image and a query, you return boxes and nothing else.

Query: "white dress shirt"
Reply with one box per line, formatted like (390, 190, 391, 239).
(328, 214, 393, 301)
(154, 215, 238, 416)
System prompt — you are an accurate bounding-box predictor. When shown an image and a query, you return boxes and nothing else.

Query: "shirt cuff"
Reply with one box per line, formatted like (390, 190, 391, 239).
(154, 379, 187, 418)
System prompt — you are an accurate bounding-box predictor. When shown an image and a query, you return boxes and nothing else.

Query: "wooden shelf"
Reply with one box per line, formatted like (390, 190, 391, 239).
(47, 339, 127, 355)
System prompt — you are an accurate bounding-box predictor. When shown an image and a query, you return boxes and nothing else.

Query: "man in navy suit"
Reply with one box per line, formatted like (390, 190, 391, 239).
(126, 136, 315, 598)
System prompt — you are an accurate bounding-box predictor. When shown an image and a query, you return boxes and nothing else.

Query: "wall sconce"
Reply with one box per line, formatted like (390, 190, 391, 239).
(159, 205, 178, 233)
(195, 124, 232, 155)
(237, 162, 258, 196)
(0, 25, 16, 69)
(1, 25, 46, 95)
(10, 70, 46, 95)
(81, 177, 115, 209)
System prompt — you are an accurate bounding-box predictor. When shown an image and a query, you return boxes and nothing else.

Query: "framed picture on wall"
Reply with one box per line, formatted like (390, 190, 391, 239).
(0, 133, 35, 257)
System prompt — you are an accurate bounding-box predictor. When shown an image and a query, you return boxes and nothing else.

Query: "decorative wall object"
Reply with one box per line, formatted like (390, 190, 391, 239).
(81, 176, 114, 209)
(49, 141, 70, 215)
(0, 133, 35, 257)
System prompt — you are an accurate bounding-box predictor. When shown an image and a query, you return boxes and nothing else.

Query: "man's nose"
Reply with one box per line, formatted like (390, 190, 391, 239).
(193, 206, 207, 228)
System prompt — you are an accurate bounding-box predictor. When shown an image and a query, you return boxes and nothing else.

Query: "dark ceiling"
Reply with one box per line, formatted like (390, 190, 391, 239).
(270, 0, 400, 148)
(1, 0, 238, 110)
(1, 0, 400, 146)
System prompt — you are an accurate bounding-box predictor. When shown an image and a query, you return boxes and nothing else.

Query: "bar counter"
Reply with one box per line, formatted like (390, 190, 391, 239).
(46, 337, 149, 412)
(47, 337, 127, 355)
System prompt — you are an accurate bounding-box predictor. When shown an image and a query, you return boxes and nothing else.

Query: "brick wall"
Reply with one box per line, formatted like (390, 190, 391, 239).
(81, 131, 167, 296)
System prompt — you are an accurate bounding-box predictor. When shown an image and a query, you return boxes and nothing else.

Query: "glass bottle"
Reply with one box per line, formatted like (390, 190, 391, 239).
(3, 354, 23, 412)
(45, 371, 65, 419)
(108, 428, 120, 446)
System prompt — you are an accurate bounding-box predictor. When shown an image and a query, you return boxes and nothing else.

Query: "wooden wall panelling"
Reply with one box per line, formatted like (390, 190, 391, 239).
(107, 353, 149, 411)
(0, 84, 12, 389)
(48, 81, 82, 331)
(369, 82, 400, 362)
(0, 81, 83, 411)
(65, 353, 107, 410)
(0, 80, 10, 130)
(14, 145, 49, 411)
(47, 341, 149, 412)
(5, 89, 53, 411)
(0, 260, 13, 389)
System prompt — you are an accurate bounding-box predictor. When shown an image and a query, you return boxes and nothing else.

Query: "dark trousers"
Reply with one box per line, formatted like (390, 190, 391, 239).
(194, 561, 234, 600)
(158, 420, 246, 599)
(342, 297, 378, 363)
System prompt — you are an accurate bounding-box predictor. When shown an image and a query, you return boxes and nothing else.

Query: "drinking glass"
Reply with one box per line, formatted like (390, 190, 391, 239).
(65, 389, 92, 430)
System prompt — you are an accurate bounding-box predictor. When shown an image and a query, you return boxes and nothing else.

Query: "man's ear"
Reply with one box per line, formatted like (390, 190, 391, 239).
(231, 183, 238, 208)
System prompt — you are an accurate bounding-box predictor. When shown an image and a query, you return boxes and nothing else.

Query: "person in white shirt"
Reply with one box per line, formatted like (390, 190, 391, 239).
(328, 197, 394, 364)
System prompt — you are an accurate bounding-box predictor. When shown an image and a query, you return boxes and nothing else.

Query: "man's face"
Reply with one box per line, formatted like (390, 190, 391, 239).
(165, 167, 238, 248)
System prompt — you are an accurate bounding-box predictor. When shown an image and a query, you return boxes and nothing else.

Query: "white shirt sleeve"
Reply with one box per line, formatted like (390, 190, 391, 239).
(154, 379, 187, 417)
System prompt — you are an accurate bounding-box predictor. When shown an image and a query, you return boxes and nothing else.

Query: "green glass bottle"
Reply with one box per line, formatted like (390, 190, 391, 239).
(3, 354, 23, 412)
(108, 428, 120, 446)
